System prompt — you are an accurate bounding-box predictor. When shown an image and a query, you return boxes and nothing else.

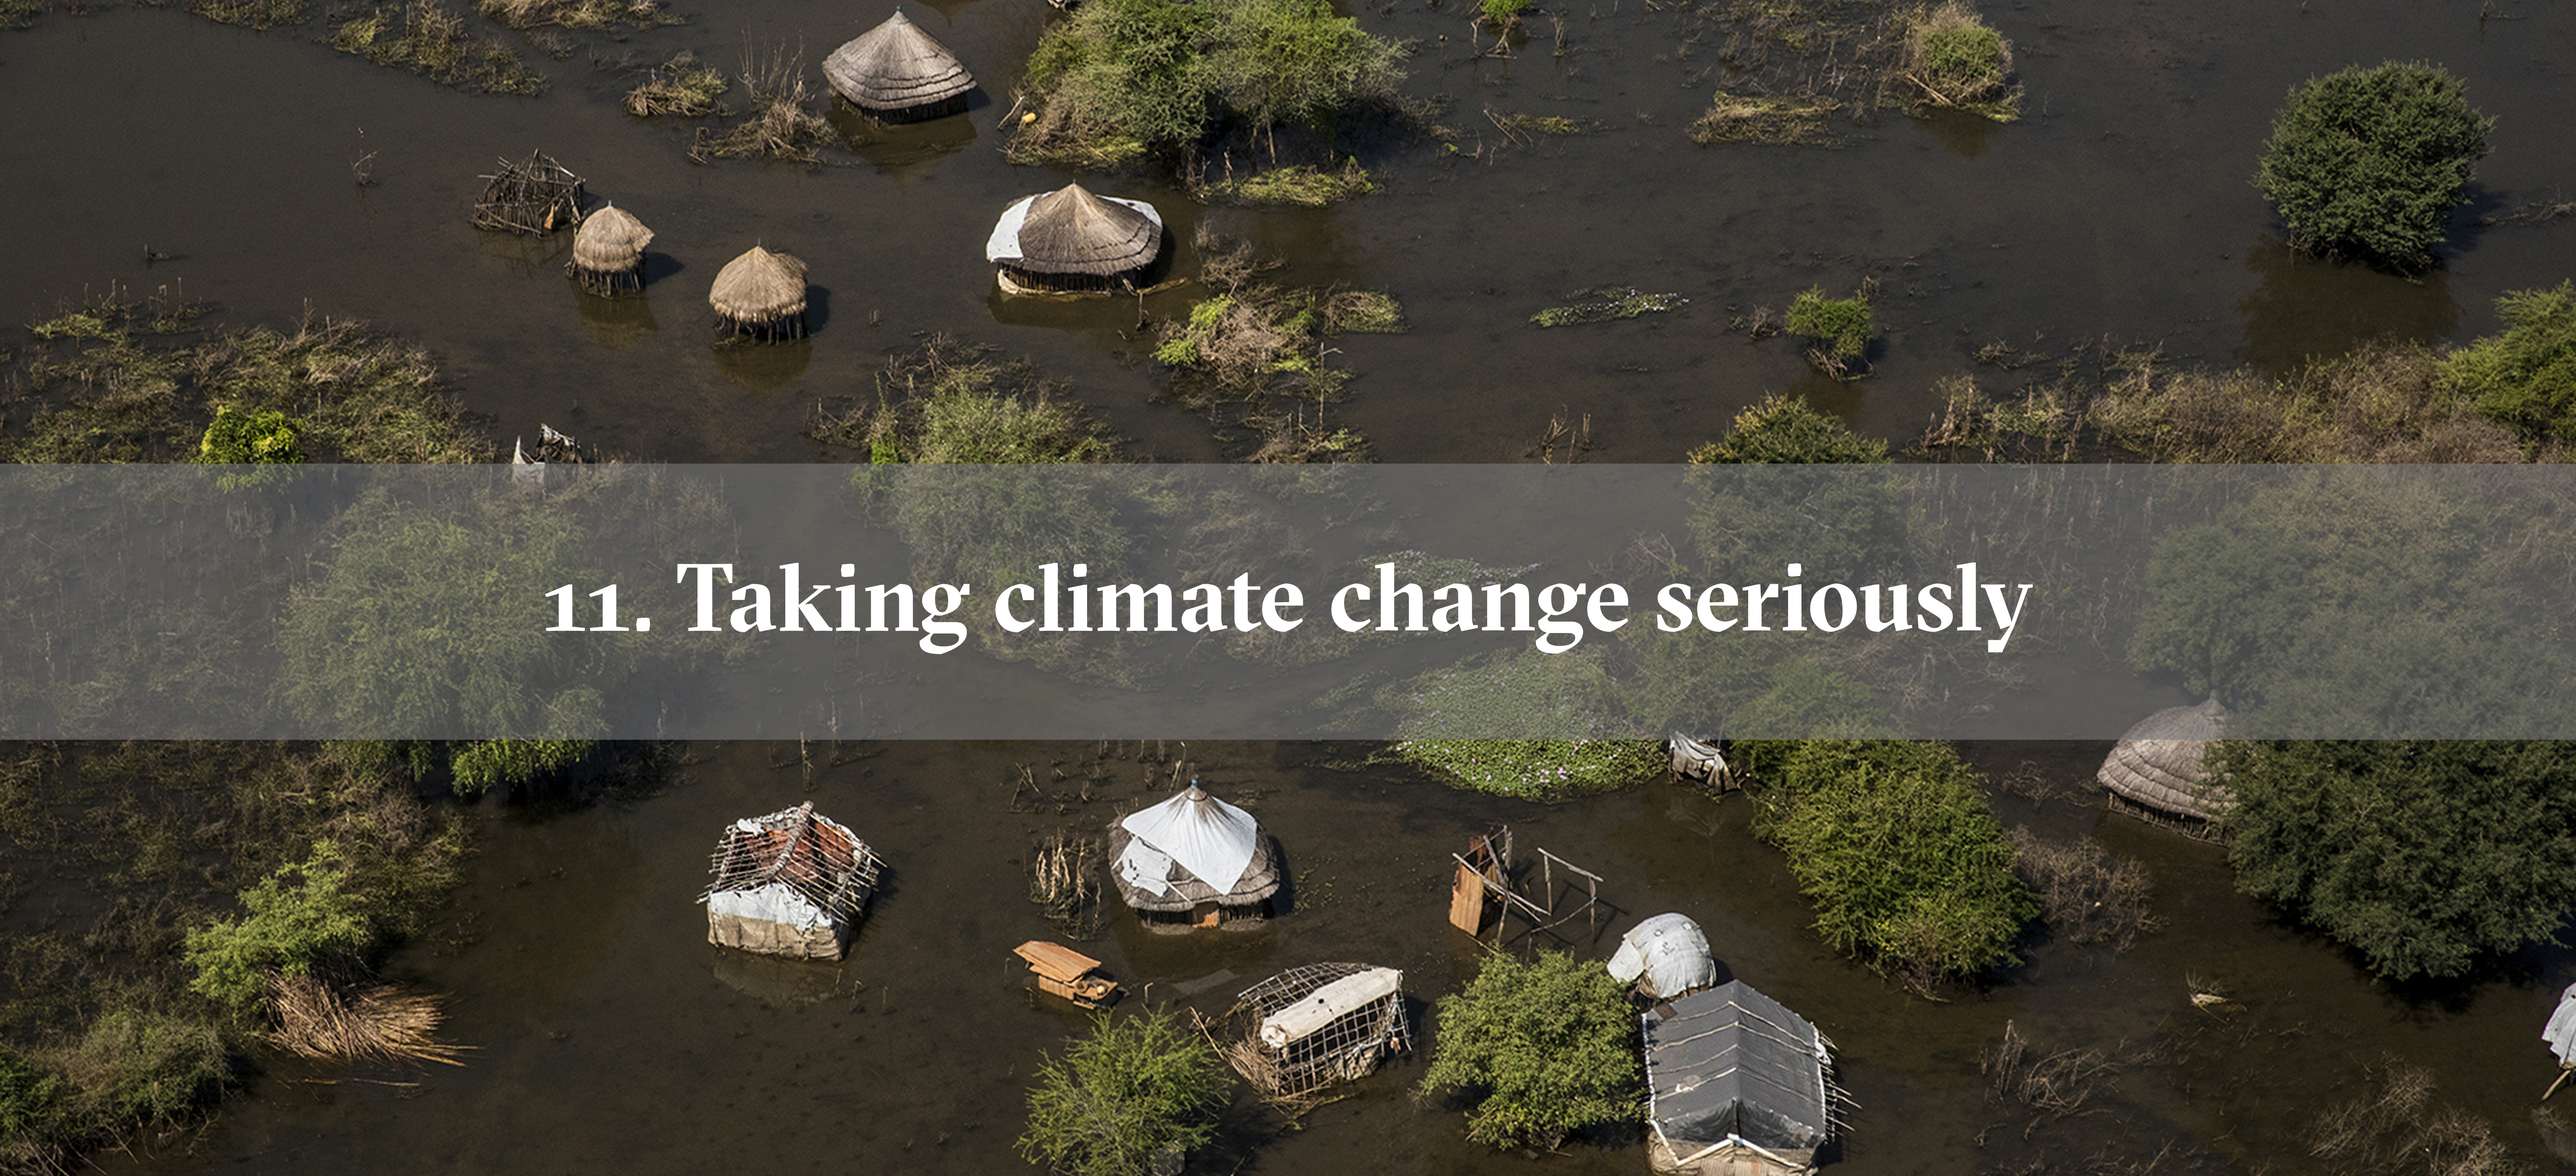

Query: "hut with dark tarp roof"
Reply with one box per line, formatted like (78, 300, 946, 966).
(1642, 980, 1843, 1176)
(708, 245, 809, 339)
(1107, 784, 1281, 932)
(700, 802, 882, 961)
(567, 204, 653, 294)
(985, 183, 1165, 294)
(2097, 696, 2229, 822)
(823, 10, 975, 122)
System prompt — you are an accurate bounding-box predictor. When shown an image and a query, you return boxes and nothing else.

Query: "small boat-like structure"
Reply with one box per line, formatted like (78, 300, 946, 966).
(1107, 784, 1281, 931)
(1015, 940, 1121, 1009)
(1643, 980, 1843, 1176)
(700, 802, 882, 961)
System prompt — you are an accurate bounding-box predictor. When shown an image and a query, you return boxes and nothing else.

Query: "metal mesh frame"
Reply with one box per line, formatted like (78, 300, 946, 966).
(1218, 963, 1410, 1107)
(699, 802, 882, 926)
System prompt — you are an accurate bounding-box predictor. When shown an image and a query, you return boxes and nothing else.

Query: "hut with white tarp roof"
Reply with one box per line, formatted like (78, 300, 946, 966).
(822, 10, 975, 122)
(1107, 784, 1281, 931)
(1641, 980, 1843, 1176)
(985, 183, 1164, 294)
(1217, 963, 1409, 1107)
(2097, 696, 2229, 822)
(700, 802, 882, 961)
(1608, 913, 1719, 1001)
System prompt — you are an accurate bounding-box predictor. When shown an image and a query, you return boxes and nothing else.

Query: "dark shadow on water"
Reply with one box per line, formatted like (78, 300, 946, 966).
(713, 336, 814, 394)
(573, 286, 660, 351)
(1906, 108, 2002, 159)
(826, 99, 979, 176)
(476, 228, 571, 276)
(1782, 368, 1865, 423)
(2236, 235, 2455, 376)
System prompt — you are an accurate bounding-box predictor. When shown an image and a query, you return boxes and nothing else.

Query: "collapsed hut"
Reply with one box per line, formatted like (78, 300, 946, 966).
(709, 245, 811, 339)
(1670, 733, 1735, 791)
(985, 183, 1164, 294)
(2545, 981, 2576, 1098)
(473, 151, 584, 235)
(2097, 696, 2229, 822)
(822, 10, 975, 122)
(1216, 963, 1409, 1107)
(1107, 784, 1281, 932)
(1643, 980, 1844, 1176)
(1608, 913, 1719, 1002)
(700, 801, 882, 961)
(567, 203, 654, 294)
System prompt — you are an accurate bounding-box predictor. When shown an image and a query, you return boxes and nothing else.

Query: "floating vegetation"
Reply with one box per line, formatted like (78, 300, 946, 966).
(1202, 161, 1375, 207)
(187, 0, 306, 30)
(1148, 228, 1397, 462)
(1785, 284, 1873, 377)
(1488, 112, 1589, 136)
(1893, 0, 2018, 121)
(1689, 92, 1843, 145)
(475, 0, 670, 31)
(332, 0, 545, 95)
(0, 0, 43, 28)
(1530, 285, 1685, 327)
(700, 43, 833, 162)
(624, 50, 731, 117)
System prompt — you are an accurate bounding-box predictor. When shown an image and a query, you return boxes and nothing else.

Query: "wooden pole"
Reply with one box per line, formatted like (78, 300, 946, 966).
(2546, 1065, 2573, 1102)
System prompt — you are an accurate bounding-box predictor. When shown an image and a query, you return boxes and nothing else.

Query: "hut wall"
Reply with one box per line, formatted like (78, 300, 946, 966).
(862, 92, 970, 123)
(1649, 1135, 1816, 1176)
(707, 909, 849, 961)
(998, 265, 1130, 295)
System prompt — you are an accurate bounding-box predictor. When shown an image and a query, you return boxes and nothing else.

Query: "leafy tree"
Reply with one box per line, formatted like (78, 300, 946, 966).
(2217, 740, 2576, 981)
(2438, 282, 2576, 446)
(448, 739, 594, 797)
(2254, 61, 2492, 268)
(1686, 395, 1914, 586)
(1020, 1010, 1229, 1176)
(1419, 951, 1641, 1150)
(182, 840, 372, 1010)
(1736, 740, 2036, 984)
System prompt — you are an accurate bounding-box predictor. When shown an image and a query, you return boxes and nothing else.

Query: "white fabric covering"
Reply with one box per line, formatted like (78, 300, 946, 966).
(1114, 837, 1178, 899)
(1260, 968, 1402, 1049)
(984, 194, 1167, 263)
(2546, 981, 2576, 1065)
(1607, 913, 1718, 999)
(707, 881, 829, 929)
(1120, 786, 1262, 895)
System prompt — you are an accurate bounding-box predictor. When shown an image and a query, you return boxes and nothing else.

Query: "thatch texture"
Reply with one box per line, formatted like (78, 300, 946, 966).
(570, 204, 653, 275)
(993, 184, 1163, 277)
(709, 245, 809, 326)
(2097, 697, 2229, 820)
(1106, 825, 1281, 915)
(822, 10, 975, 112)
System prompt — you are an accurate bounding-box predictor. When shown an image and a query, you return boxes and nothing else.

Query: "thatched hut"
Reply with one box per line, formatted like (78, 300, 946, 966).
(1107, 784, 1281, 932)
(567, 204, 653, 294)
(700, 802, 882, 961)
(709, 245, 810, 339)
(1643, 980, 1843, 1176)
(1608, 913, 1719, 1002)
(985, 183, 1164, 294)
(823, 10, 975, 122)
(1218, 963, 1409, 1108)
(2097, 696, 2229, 822)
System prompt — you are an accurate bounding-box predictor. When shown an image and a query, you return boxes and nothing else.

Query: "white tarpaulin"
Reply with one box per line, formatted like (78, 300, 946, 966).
(2546, 981, 2576, 1064)
(1120, 786, 1262, 895)
(984, 194, 1166, 264)
(1260, 967, 1403, 1048)
(707, 881, 829, 929)
(1115, 837, 1178, 899)
(1607, 912, 1718, 1000)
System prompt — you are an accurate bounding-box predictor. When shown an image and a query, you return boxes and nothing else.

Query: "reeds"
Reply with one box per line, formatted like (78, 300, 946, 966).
(2007, 828, 2161, 951)
(1029, 833, 1108, 939)
(268, 969, 468, 1066)
(702, 43, 832, 162)
(332, 0, 544, 94)
(2308, 1059, 2522, 1176)
(475, 0, 668, 30)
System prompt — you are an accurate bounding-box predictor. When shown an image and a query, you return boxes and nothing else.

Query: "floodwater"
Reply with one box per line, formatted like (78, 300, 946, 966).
(91, 740, 2576, 1175)
(8, 0, 2576, 1170)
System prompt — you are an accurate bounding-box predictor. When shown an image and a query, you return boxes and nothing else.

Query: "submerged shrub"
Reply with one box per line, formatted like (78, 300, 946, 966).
(1784, 286, 1872, 373)
(1020, 1010, 1228, 1176)
(63, 1011, 228, 1129)
(1420, 952, 1641, 1150)
(1901, 1, 2016, 118)
(1687, 394, 1886, 464)
(2254, 61, 2492, 268)
(2438, 282, 2576, 446)
(183, 841, 373, 1011)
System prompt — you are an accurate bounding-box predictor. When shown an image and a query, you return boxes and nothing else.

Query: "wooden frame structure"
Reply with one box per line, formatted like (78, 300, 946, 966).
(473, 151, 584, 236)
(1447, 826, 1606, 949)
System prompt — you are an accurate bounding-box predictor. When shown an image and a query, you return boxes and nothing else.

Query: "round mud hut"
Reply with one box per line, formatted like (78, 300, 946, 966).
(709, 245, 809, 339)
(985, 183, 1164, 295)
(2097, 696, 2230, 822)
(1108, 784, 1281, 932)
(822, 10, 975, 122)
(567, 204, 654, 294)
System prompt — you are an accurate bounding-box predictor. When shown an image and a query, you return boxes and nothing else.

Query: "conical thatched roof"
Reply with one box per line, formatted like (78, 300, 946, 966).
(822, 10, 975, 111)
(572, 204, 653, 273)
(2098, 696, 2230, 820)
(988, 184, 1163, 276)
(708, 246, 809, 322)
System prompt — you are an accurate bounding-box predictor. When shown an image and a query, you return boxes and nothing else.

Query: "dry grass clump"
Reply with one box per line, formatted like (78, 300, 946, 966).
(475, 0, 668, 30)
(2007, 828, 2161, 951)
(187, 0, 305, 29)
(1201, 161, 1376, 208)
(2308, 1058, 2524, 1176)
(332, 0, 544, 94)
(268, 970, 468, 1066)
(1028, 833, 1108, 940)
(624, 50, 730, 117)
(1982, 1020, 2123, 1121)
(700, 43, 832, 162)
(1690, 92, 1843, 145)
(1895, 0, 2017, 120)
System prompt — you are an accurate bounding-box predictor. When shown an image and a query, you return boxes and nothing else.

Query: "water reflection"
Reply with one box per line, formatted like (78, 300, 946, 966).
(2236, 236, 2456, 375)
(826, 100, 980, 177)
(573, 287, 661, 351)
(1906, 108, 2001, 159)
(713, 336, 815, 393)
(1781, 369, 1865, 423)
(474, 227, 571, 277)
(707, 947, 849, 1008)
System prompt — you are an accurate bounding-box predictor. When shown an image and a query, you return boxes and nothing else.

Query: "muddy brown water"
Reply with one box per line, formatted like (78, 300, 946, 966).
(8, 0, 2576, 1170)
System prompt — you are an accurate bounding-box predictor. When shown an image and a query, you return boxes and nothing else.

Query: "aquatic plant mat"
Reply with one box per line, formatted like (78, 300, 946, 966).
(332, 0, 545, 94)
(1530, 285, 1685, 327)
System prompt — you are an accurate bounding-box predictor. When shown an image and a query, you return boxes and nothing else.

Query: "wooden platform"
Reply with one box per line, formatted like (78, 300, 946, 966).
(1014, 940, 1121, 1009)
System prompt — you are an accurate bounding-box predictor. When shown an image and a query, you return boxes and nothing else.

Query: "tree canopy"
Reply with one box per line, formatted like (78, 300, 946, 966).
(2254, 61, 2492, 267)
(1419, 951, 1642, 1150)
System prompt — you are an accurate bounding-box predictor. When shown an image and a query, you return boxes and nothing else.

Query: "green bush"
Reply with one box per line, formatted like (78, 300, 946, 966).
(1020, 1010, 1229, 1176)
(1479, 0, 1526, 28)
(196, 405, 305, 465)
(448, 738, 594, 797)
(1419, 951, 1641, 1150)
(1903, 0, 2014, 116)
(1737, 740, 2036, 984)
(1686, 394, 1887, 464)
(182, 840, 372, 1011)
(1684, 395, 1914, 585)
(2218, 740, 2576, 981)
(0, 1045, 62, 1142)
(2438, 282, 2576, 446)
(64, 1011, 227, 1128)
(1784, 287, 1872, 363)
(2254, 61, 2492, 267)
